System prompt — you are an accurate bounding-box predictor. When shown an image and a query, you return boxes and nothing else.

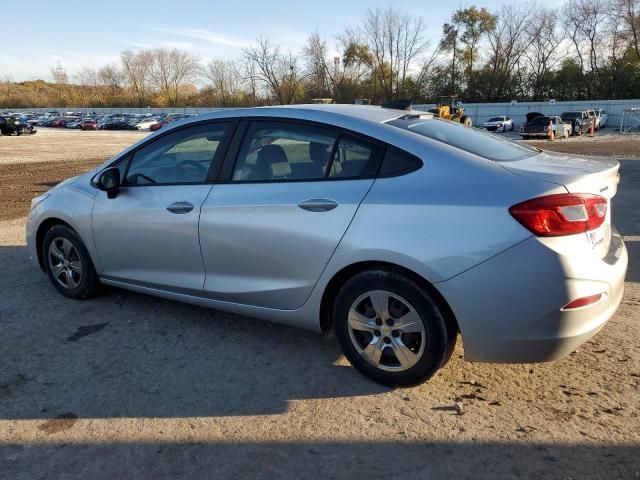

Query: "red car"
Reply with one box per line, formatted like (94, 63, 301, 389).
(81, 119, 98, 131)
(149, 120, 168, 132)
(50, 118, 69, 128)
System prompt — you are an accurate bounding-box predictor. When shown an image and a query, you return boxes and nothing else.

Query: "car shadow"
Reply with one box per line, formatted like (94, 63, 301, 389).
(1, 441, 638, 479)
(0, 245, 388, 420)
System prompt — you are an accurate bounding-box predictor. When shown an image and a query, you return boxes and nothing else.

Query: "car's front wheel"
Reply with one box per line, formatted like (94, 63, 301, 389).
(42, 224, 99, 299)
(333, 269, 455, 387)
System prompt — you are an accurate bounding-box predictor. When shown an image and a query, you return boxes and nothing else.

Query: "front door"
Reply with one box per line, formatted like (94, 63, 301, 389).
(92, 121, 231, 293)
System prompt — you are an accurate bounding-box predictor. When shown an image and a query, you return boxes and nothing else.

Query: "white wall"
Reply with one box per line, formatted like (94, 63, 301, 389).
(414, 99, 640, 128)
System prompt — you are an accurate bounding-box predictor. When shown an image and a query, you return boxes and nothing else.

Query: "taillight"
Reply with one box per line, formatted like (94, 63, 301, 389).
(509, 193, 607, 237)
(562, 293, 604, 310)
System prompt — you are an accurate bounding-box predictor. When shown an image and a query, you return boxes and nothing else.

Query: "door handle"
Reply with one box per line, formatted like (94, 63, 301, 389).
(298, 199, 338, 212)
(166, 201, 194, 214)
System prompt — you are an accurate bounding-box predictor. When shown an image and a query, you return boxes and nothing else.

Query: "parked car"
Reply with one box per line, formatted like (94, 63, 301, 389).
(149, 120, 169, 132)
(595, 109, 608, 129)
(26, 104, 627, 386)
(99, 119, 139, 130)
(482, 116, 514, 132)
(520, 113, 570, 139)
(560, 111, 591, 136)
(81, 119, 98, 131)
(50, 117, 75, 128)
(66, 118, 85, 129)
(149, 114, 193, 131)
(135, 116, 164, 130)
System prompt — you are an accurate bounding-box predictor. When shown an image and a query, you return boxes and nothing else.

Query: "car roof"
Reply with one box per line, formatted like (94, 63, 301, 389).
(191, 104, 424, 125)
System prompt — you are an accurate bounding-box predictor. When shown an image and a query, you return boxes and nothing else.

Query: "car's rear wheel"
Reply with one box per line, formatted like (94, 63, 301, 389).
(333, 269, 454, 387)
(42, 224, 99, 299)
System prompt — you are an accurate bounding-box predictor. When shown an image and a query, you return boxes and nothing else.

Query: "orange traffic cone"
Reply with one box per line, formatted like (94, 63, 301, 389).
(588, 119, 594, 137)
(549, 120, 554, 141)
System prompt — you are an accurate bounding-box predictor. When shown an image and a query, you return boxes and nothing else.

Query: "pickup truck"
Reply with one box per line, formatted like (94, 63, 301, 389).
(560, 111, 592, 136)
(520, 113, 570, 139)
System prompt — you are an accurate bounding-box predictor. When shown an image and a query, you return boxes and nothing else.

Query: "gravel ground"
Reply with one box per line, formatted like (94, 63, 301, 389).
(0, 128, 639, 479)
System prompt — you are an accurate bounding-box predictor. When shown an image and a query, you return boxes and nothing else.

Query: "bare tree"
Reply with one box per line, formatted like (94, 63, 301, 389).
(346, 7, 429, 101)
(121, 50, 154, 107)
(612, 0, 640, 59)
(98, 63, 125, 96)
(563, 0, 609, 91)
(524, 9, 564, 99)
(485, 5, 534, 100)
(303, 32, 332, 98)
(242, 37, 305, 104)
(74, 66, 98, 86)
(149, 48, 201, 106)
(205, 59, 244, 106)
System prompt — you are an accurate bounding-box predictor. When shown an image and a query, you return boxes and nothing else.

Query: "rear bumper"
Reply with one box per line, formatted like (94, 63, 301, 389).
(436, 229, 628, 363)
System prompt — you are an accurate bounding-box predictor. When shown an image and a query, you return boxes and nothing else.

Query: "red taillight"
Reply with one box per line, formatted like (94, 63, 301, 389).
(509, 193, 607, 237)
(562, 293, 604, 310)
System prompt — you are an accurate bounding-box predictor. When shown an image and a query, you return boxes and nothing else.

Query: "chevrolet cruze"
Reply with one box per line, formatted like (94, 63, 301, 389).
(27, 105, 628, 386)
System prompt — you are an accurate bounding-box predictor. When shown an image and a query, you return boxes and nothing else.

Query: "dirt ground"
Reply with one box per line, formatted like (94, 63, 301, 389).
(0, 128, 639, 478)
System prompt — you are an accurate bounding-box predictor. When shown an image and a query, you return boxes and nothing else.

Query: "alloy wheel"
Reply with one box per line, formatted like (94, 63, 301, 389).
(48, 237, 83, 289)
(347, 290, 426, 372)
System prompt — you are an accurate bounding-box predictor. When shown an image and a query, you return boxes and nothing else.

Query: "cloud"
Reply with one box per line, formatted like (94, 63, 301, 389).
(120, 40, 194, 50)
(153, 28, 250, 49)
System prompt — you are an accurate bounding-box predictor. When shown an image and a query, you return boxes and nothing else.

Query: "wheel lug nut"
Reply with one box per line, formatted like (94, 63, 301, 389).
(375, 318, 382, 326)
(374, 329, 381, 337)
(392, 330, 400, 338)
(386, 319, 394, 326)
(383, 337, 391, 344)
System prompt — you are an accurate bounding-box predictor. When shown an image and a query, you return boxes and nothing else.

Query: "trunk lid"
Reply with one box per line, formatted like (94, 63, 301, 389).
(500, 150, 620, 258)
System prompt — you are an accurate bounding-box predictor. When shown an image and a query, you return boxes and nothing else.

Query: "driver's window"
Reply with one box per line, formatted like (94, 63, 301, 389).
(125, 122, 228, 185)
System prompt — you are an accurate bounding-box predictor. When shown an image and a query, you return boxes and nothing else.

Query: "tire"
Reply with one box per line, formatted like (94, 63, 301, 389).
(461, 116, 472, 126)
(42, 224, 99, 299)
(333, 269, 455, 387)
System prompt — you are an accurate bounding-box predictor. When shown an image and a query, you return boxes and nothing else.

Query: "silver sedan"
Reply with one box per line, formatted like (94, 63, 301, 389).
(26, 105, 628, 386)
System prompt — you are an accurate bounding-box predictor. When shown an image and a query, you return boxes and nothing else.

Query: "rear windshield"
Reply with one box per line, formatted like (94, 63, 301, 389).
(561, 112, 581, 119)
(387, 118, 539, 162)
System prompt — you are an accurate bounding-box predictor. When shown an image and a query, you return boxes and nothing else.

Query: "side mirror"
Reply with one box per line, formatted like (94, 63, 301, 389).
(96, 167, 121, 199)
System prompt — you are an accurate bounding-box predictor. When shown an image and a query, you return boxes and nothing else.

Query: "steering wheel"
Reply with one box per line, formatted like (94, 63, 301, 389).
(178, 160, 208, 180)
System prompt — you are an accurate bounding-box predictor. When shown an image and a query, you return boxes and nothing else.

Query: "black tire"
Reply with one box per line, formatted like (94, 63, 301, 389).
(42, 224, 100, 299)
(333, 269, 455, 387)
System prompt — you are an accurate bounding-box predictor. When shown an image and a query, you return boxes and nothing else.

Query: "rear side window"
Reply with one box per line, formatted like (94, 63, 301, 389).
(387, 118, 538, 162)
(230, 121, 383, 182)
(232, 121, 337, 182)
(378, 148, 423, 177)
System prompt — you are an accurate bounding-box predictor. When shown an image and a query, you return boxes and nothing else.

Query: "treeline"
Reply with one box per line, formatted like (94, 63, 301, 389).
(1, 0, 639, 108)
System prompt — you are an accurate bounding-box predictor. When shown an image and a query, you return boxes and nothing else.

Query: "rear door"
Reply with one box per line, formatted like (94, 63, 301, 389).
(198, 119, 384, 310)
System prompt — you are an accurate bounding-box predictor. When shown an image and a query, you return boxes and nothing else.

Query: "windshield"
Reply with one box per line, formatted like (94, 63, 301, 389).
(488, 117, 504, 122)
(387, 118, 539, 162)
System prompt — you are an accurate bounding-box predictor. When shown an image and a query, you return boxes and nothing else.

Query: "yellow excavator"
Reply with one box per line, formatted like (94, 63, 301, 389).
(428, 95, 472, 126)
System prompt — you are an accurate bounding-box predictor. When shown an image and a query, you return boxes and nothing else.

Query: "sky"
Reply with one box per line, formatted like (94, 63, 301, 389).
(2, 0, 522, 81)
